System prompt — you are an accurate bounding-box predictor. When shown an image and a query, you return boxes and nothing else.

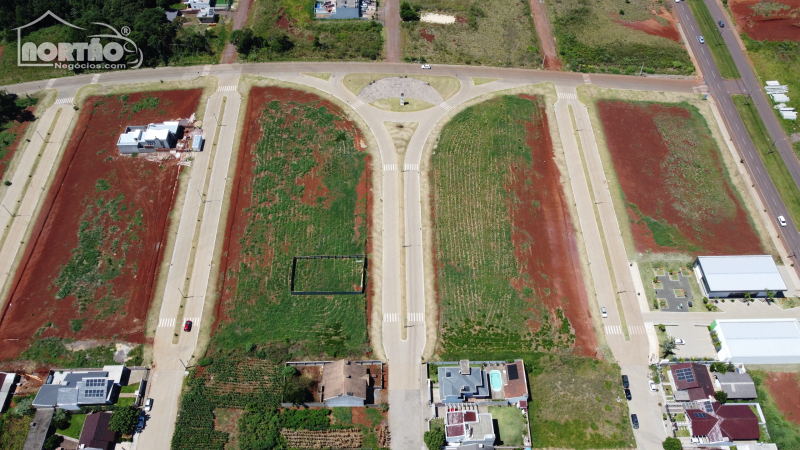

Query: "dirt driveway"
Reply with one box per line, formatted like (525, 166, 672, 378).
(528, 0, 561, 70)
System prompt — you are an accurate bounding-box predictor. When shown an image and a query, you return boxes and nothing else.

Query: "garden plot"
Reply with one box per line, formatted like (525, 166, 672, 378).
(212, 86, 371, 358)
(431, 94, 596, 359)
(0, 90, 202, 362)
(546, 0, 691, 74)
(595, 99, 764, 256)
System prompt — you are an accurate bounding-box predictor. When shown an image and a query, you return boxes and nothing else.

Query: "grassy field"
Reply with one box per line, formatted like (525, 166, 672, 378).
(56, 413, 86, 440)
(0, 414, 33, 450)
(489, 406, 526, 446)
(292, 257, 364, 293)
(527, 355, 635, 448)
(342, 73, 460, 99)
(750, 371, 800, 448)
(734, 95, 800, 227)
(547, 0, 692, 74)
(210, 90, 369, 358)
(400, 0, 540, 67)
(743, 37, 800, 156)
(431, 94, 579, 359)
(686, 0, 740, 79)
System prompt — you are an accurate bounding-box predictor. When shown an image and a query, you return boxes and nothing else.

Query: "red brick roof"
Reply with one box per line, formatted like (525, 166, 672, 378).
(687, 404, 759, 442)
(671, 363, 715, 401)
(504, 360, 528, 400)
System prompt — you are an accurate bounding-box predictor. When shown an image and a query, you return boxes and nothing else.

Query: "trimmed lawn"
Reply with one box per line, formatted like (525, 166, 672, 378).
(120, 382, 140, 394)
(57, 413, 86, 440)
(489, 406, 526, 446)
(117, 397, 136, 407)
(686, 0, 740, 79)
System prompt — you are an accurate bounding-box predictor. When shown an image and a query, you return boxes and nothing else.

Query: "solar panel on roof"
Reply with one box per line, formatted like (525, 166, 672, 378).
(507, 365, 519, 380)
(704, 402, 713, 413)
(694, 412, 708, 418)
(85, 378, 104, 387)
(675, 368, 695, 383)
(83, 389, 105, 398)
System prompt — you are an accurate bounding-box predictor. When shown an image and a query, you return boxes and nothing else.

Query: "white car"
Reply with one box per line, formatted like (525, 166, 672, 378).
(421, 64, 432, 69)
(601, 307, 608, 318)
(675, 338, 685, 345)
(778, 215, 787, 227)
(649, 381, 657, 392)
(145, 398, 153, 412)
(698, 36, 705, 44)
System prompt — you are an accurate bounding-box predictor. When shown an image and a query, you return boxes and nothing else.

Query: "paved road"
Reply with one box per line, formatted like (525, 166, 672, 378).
(674, 2, 800, 280)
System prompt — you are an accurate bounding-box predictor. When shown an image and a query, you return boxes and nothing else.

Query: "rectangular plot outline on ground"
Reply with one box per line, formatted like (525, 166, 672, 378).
(289, 255, 367, 295)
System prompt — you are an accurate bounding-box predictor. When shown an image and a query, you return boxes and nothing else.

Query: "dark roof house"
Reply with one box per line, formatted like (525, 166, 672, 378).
(79, 412, 116, 450)
(714, 372, 757, 400)
(438, 360, 489, 404)
(33, 366, 125, 411)
(321, 360, 369, 407)
(671, 363, 715, 401)
(687, 403, 759, 443)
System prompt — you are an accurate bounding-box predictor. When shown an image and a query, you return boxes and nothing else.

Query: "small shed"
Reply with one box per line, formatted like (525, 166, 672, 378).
(192, 135, 205, 152)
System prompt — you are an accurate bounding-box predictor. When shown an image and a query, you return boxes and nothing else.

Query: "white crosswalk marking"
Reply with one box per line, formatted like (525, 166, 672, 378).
(557, 93, 577, 100)
(605, 325, 622, 335)
(158, 318, 176, 328)
(440, 102, 452, 111)
(383, 164, 398, 171)
(407, 312, 424, 322)
(383, 313, 398, 322)
(404, 164, 418, 171)
(55, 98, 73, 105)
(628, 325, 645, 335)
(185, 317, 200, 324)
(352, 100, 364, 109)
(217, 86, 236, 92)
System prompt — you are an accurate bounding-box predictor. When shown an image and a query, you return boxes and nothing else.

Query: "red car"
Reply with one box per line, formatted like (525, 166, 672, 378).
(184, 320, 192, 332)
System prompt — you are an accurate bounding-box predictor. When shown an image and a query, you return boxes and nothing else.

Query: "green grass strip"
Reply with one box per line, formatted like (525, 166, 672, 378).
(687, 0, 740, 79)
(733, 95, 800, 226)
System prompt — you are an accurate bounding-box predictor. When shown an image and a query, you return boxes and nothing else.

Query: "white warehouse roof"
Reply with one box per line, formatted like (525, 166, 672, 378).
(713, 319, 800, 361)
(696, 255, 786, 292)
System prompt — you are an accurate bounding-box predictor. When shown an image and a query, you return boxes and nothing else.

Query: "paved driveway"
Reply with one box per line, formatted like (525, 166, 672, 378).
(666, 324, 717, 360)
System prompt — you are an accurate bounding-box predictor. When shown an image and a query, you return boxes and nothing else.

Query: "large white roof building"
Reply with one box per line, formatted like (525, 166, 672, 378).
(711, 319, 800, 364)
(694, 255, 786, 299)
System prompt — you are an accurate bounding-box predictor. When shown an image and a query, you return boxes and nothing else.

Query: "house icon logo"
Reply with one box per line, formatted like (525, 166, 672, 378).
(14, 11, 143, 70)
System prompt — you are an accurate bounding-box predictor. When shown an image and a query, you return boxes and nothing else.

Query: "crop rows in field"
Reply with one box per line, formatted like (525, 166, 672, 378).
(431, 94, 594, 358)
(213, 87, 369, 357)
(292, 256, 365, 293)
(281, 428, 364, 449)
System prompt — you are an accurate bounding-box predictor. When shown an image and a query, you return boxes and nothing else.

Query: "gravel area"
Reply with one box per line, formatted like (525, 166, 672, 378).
(357, 77, 444, 104)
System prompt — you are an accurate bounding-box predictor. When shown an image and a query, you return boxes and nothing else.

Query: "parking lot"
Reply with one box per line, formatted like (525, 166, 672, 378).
(665, 324, 717, 359)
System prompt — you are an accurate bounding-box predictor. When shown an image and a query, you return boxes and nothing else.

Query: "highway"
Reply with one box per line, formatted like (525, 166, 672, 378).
(674, 1, 800, 275)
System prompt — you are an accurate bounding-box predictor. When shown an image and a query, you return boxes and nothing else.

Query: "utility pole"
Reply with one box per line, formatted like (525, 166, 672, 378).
(638, 62, 644, 77)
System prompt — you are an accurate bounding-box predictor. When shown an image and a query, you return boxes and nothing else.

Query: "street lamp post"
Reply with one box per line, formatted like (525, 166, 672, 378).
(767, 138, 786, 155)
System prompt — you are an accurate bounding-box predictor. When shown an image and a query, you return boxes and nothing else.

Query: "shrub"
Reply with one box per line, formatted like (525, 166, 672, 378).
(400, 2, 420, 21)
(424, 429, 446, 450)
(109, 406, 139, 435)
(53, 408, 69, 429)
(43, 435, 63, 450)
(663, 436, 682, 450)
(13, 397, 35, 416)
(714, 391, 728, 404)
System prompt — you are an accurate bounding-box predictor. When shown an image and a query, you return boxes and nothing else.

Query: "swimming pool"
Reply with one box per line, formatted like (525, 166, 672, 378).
(489, 370, 502, 392)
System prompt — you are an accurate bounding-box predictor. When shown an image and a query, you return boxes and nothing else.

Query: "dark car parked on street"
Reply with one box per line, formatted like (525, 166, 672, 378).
(622, 375, 629, 389)
(631, 414, 639, 429)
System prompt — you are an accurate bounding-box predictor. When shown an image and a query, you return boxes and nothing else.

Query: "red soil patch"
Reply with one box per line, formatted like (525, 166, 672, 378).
(765, 372, 800, 426)
(456, 15, 468, 23)
(507, 95, 597, 357)
(0, 90, 201, 361)
(0, 107, 36, 179)
(617, 7, 681, 42)
(420, 28, 435, 42)
(276, 9, 291, 31)
(212, 87, 372, 335)
(598, 100, 763, 255)
(297, 147, 330, 206)
(730, 0, 800, 40)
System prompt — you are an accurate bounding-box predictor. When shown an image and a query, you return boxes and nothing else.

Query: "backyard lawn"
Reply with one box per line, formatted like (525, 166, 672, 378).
(489, 406, 526, 446)
(57, 413, 86, 440)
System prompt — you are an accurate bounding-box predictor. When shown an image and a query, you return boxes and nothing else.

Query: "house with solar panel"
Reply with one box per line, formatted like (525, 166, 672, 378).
(437, 359, 528, 406)
(32, 366, 126, 411)
(686, 403, 760, 445)
(669, 363, 715, 402)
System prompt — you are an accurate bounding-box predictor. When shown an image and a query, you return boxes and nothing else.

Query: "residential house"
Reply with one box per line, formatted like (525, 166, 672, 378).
(687, 403, 759, 444)
(500, 360, 528, 405)
(444, 408, 495, 447)
(670, 363, 715, 402)
(0, 372, 19, 412)
(32, 366, 126, 411)
(439, 360, 489, 404)
(78, 412, 116, 450)
(320, 360, 370, 407)
(117, 122, 181, 154)
(197, 7, 217, 23)
(183, 0, 211, 9)
(714, 372, 757, 400)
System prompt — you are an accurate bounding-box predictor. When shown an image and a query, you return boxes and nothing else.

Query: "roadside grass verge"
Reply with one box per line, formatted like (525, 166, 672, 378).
(750, 371, 800, 448)
(528, 354, 635, 448)
(743, 37, 800, 156)
(733, 95, 800, 227)
(686, 0, 740, 79)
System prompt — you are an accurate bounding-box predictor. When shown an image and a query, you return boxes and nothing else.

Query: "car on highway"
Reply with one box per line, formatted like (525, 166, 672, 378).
(675, 338, 685, 345)
(421, 64, 432, 69)
(631, 414, 639, 429)
(698, 36, 705, 44)
(718, 20, 724, 27)
(778, 215, 787, 227)
(184, 320, 192, 332)
(649, 381, 657, 392)
(624, 388, 632, 400)
(622, 374, 629, 388)
(145, 398, 153, 412)
(601, 307, 607, 318)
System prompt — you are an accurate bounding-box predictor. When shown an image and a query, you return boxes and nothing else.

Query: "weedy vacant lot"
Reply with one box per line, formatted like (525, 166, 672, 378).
(753, 371, 800, 448)
(547, 0, 692, 74)
(0, 90, 201, 363)
(400, 0, 540, 67)
(212, 86, 371, 358)
(0, 94, 38, 179)
(528, 355, 635, 448)
(597, 100, 763, 255)
(431, 94, 596, 360)
(729, 0, 800, 41)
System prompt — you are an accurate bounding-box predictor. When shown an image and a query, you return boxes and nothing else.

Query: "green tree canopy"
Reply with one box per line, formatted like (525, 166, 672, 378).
(424, 429, 445, 450)
(715, 390, 728, 404)
(400, 2, 420, 21)
(663, 436, 682, 450)
(109, 406, 139, 435)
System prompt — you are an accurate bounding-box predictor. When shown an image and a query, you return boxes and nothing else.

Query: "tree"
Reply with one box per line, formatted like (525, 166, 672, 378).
(109, 406, 139, 435)
(663, 436, 682, 450)
(400, 2, 420, 21)
(710, 362, 728, 373)
(13, 396, 35, 416)
(43, 434, 63, 450)
(424, 429, 446, 450)
(715, 390, 728, 404)
(661, 336, 677, 358)
(53, 408, 69, 429)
